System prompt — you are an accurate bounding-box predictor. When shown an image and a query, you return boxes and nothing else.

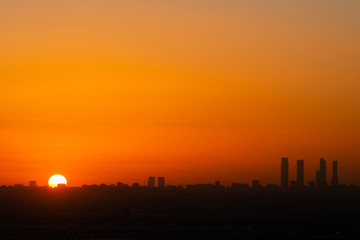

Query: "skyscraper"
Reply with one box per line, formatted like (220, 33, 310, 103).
(148, 176, 155, 187)
(319, 158, 327, 187)
(157, 177, 165, 188)
(281, 157, 289, 188)
(297, 160, 304, 187)
(331, 161, 339, 186)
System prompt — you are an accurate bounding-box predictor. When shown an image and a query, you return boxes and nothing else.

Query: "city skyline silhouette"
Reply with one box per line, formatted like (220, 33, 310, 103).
(2, 157, 346, 189)
(1, 0, 359, 238)
(0, 158, 359, 239)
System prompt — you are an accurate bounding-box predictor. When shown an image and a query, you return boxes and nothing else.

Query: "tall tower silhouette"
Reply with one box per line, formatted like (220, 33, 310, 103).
(281, 157, 289, 188)
(148, 176, 155, 187)
(331, 161, 338, 186)
(297, 160, 304, 187)
(319, 158, 327, 187)
(157, 177, 165, 188)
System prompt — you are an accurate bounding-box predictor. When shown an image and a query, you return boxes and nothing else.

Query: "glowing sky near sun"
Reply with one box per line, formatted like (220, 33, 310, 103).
(0, 0, 360, 186)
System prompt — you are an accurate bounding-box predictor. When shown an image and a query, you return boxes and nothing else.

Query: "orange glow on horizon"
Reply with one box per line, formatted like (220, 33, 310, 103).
(0, 1, 360, 186)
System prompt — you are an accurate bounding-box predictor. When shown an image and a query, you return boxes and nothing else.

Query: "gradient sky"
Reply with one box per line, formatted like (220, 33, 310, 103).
(1, 0, 360, 186)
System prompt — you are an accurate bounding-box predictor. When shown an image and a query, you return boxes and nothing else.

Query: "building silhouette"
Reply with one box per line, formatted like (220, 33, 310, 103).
(231, 183, 250, 190)
(29, 180, 37, 187)
(319, 158, 327, 187)
(252, 180, 261, 189)
(316, 170, 321, 188)
(281, 157, 289, 188)
(290, 180, 297, 188)
(332, 161, 339, 186)
(148, 177, 156, 187)
(215, 180, 220, 187)
(116, 182, 129, 189)
(297, 160, 304, 187)
(157, 177, 165, 188)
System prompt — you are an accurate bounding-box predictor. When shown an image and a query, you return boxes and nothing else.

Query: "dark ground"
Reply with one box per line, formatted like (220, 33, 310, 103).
(0, 186, 359, 239)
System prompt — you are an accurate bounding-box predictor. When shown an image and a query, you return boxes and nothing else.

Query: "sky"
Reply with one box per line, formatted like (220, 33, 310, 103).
(0, 0, 360, 186)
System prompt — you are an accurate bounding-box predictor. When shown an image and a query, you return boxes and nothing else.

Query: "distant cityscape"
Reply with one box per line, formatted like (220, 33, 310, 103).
(1, 160, 360, 238)
(281, 157, 339, 188)
(1, 158, 355, 191)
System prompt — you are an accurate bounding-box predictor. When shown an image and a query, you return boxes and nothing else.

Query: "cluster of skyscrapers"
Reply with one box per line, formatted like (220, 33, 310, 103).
(281, 157, 339, 188)
(147, 176, 166, 188)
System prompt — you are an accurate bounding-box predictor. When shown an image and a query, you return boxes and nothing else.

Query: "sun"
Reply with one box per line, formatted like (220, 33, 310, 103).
(48, 174, 67, 188)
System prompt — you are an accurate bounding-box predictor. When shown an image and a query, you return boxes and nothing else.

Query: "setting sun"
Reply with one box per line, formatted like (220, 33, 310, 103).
(48, 174, 67, 188)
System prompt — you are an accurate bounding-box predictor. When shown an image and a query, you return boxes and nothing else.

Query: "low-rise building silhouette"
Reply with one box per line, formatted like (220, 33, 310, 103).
(117, 182, 129, 189)
(29, 180, 37, 187)
(215, 180, 220, 187)
(230, 183, 250, 190)
(252, 180, 261, 189)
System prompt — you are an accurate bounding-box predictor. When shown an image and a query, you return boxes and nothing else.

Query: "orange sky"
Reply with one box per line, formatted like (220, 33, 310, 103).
(1, 0, 360, 186)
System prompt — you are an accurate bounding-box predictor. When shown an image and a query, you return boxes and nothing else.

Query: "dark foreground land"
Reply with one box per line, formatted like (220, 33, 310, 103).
(0, 185, 360, 239)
